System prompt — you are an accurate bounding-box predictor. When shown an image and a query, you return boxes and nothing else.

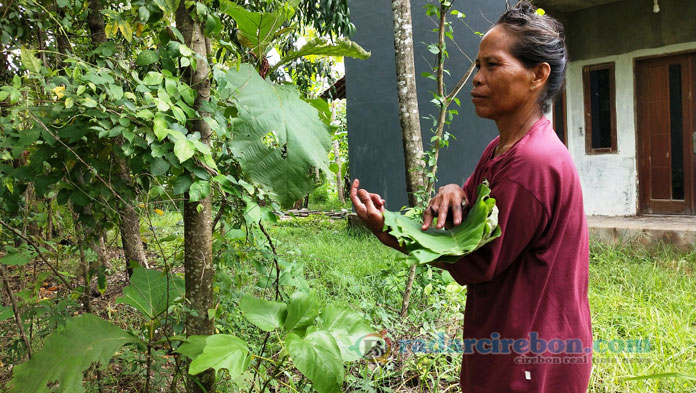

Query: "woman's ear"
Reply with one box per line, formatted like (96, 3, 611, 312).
(531, 62, 551, 90)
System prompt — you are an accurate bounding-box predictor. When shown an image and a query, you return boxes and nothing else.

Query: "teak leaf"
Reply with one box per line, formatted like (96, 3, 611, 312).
(383, 181, 501, 265)
(286, 330, 343, 393)
(216, 64, 331, 208)
(9, 314, 139, 393)
(179, 334, 251, 378)
(239, 295, 287, 331)
(116, 267, 184, 320)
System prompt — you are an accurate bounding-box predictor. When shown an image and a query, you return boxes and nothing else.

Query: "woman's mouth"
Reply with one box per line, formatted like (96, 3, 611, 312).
(471, 92, 486, 103)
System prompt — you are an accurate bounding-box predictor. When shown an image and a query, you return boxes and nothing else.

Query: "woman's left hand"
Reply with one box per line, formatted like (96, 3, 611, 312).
(422, 184, 469, 230)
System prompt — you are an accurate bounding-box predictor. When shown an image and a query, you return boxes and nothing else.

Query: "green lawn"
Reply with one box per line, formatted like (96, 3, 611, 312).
(269, 215, 696, 392)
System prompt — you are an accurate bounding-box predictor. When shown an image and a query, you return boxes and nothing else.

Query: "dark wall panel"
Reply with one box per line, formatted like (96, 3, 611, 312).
(346, 0, 508, 210)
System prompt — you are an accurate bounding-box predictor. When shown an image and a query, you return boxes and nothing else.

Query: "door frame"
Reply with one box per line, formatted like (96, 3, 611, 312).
(634, 50, 696, 215)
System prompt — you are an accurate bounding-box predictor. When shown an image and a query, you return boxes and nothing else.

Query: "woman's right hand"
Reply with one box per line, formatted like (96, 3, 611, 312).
(422, 184, 468, 230)
(349, 178, 386, 234)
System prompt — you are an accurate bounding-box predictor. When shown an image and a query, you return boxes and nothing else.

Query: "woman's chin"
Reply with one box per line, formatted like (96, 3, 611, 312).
(474, 107, 494, 120)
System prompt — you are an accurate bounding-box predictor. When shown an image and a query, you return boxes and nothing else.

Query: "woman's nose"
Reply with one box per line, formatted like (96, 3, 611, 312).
(472, 72, 482, 87)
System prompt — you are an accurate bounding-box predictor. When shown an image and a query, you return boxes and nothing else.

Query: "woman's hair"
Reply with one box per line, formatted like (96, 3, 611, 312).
(496, 0, 567, 113)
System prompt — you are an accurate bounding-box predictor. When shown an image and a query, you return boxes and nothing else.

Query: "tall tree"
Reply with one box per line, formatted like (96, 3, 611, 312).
(176, 2, 215, 391)
(391, 0, 424, 317)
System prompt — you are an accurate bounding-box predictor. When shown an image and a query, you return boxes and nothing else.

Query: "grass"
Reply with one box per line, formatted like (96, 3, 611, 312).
(2, 209, 695, 392)
(269, 215, 696, 392)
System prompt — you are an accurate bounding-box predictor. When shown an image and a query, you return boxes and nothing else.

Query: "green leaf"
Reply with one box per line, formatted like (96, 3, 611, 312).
(153, 114, 170, 141)
(624, 373, 696, 381)
(136, 50, 160, 66)
(64, 97, 74, 109)
(8, 314, 139, 393)
(283, 291, 319, 332)
(143, 71, 164, 85)
(286, 330, 343, 393)
(150, 157, 170, 176)
(382, 181, 501, 265)
(174, 139, 194, 163)
(188, 180, 210, 202)
(109, 84, 123, 101)
(116, 267, 184, 320)
(239, 295, 286, 331)
(272, 37, 370, 74)
(0, 91, 9, 101)
(20, 46, 43, 73)
(217, 64, 332, 208)
(181, 334, 251, 377)
(219, 1, 288, 59)
(318, 305, 376, 362)
(173, 175, 193, 194)
(0, 305, 12, 321)
(179, 84, 196, 106)
(0, 250, 35, 266)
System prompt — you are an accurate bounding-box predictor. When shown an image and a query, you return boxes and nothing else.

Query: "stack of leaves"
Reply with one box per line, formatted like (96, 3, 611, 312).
(383, 181, 502, 265)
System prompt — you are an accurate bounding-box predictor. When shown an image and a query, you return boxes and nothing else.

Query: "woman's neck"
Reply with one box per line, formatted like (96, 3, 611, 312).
(493, 109, 542, 156)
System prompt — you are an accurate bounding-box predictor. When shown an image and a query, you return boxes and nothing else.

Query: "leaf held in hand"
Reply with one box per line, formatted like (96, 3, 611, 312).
(382, 181, 501, 265)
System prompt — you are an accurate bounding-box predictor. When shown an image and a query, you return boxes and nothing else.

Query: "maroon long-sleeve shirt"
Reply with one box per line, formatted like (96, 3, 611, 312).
(443, 117, 592, 392)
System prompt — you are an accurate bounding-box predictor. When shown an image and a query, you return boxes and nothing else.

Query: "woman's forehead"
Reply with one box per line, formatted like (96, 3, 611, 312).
(477, 26, 513, 59)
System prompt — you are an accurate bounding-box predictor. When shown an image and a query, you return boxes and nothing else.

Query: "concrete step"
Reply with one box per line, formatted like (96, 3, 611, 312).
(587, 215, 696, 251)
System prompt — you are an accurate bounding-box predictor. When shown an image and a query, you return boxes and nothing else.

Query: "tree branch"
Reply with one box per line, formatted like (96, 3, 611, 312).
(0, 218, 73, 290)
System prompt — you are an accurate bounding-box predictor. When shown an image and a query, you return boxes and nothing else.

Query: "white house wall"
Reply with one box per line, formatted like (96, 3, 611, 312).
(560, 41, 696, 216)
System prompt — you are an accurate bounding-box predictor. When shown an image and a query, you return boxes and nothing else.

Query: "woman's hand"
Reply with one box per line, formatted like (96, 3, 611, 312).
(422, 184, 469, 230)
(349, 179, 386, 233)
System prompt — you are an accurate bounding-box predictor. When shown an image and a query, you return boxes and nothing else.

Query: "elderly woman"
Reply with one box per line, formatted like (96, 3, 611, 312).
(350, 2, 592, 392)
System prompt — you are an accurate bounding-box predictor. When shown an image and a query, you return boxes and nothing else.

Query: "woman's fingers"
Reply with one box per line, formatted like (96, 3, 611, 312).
(350, 179, 385, 232)
(422, 184, 468, 230)
(422, 203, 436, 230)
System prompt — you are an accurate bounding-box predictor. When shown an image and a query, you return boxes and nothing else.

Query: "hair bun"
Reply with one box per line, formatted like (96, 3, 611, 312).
(512, 1, 538, 15)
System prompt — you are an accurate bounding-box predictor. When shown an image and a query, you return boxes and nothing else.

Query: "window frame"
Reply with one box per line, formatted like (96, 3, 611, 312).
(583, 62, 617, 154)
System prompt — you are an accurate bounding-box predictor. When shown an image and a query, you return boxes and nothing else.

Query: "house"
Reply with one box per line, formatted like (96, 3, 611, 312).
(536, 0, 695, 216)
(345, 0, 695, 217)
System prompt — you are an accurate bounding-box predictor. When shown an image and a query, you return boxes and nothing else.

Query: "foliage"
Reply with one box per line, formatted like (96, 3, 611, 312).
(216, 63, 333, 208)
(178, 334, 251, 378)
(384, 182, 500, 265)
(235, 290, 375, 393)
(116, 267, 184, 320)
(8, 314, 140, 393)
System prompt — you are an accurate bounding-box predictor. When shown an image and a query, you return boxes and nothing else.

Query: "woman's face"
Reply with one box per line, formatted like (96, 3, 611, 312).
(471, 25, 538, 121)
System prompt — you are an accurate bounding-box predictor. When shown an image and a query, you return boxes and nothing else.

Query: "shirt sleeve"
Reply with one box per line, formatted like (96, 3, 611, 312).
(443, 178, 549, 285)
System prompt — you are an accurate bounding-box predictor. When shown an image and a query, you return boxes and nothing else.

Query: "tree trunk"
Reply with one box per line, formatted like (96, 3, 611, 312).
(86, 0, 148, 277)
(392, 0, 424, 318)
(176, 2, 215, 392)
(333, 140, 345, 204)
(391, 0, 424, 207)
(114, 152, 148, 275)
(86, 0, 107, 44)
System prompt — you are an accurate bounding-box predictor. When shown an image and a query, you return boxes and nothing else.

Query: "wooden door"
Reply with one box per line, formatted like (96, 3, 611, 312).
(636, 53, 695, 215)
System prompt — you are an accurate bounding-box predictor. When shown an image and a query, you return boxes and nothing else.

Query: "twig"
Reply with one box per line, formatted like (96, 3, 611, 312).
(0, 218, 73, 290)
(0, 264, 32, 359)
(247, 332, 272, 393)
(211, 198, 227, 233)
(425, 60, 476, 197)
(258, 222, 280, 301)
(2, 0, 15, 19)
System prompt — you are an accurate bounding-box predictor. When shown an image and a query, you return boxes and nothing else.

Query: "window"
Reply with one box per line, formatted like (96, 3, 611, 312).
(552, 85, 567, 146)
(583, 63, 617, 153)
